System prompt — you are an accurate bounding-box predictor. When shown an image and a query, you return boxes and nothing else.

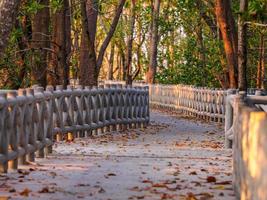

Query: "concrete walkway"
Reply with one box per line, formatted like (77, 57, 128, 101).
(0, 110, 234, 200)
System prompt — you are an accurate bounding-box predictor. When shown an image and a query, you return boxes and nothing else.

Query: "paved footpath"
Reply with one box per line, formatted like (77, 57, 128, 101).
(0, 110, 234, 200)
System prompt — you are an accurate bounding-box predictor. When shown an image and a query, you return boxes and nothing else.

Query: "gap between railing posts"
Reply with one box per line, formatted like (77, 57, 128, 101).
(0, 84, 149, 173)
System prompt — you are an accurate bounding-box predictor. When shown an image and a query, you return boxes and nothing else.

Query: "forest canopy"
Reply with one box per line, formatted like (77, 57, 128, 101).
(0, 0, 266, 89)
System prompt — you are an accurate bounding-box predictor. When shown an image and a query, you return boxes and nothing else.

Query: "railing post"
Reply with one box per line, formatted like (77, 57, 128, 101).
(55, 85, 64, 142)
(26, 88, 35, 162)
(225, 89, 235, 148)
(7, 91, 19, 170)
(0, 93, 8, 173)
(45, 85, 54, 154)
(34, 87, 45, 158)
(17, 89, 28, 165)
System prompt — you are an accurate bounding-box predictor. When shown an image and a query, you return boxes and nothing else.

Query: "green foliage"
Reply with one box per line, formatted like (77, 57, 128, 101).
(22, 0, 45, 15)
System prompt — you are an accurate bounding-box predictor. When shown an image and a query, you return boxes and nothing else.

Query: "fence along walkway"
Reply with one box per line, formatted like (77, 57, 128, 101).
(0, 84, 149, 173)
(104, 81, 227, 122)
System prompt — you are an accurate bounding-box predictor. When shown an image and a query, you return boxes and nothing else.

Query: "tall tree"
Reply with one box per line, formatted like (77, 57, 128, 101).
(48, 0, 71, 88)
(215, 0, 238, 88)
(146, 0, 160, 84)
(238, 0, 248, 91)
(31, 0, 50, 87)
(125, 0, 136, 85)
(80, 0, 126, 86)
(0, 0, 21, 57)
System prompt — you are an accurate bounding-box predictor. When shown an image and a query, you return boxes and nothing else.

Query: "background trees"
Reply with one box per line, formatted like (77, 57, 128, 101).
(0, 0, 266, 89)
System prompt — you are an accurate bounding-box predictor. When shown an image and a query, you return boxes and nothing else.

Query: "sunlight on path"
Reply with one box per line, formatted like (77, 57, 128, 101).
(0, 110, 234, 200)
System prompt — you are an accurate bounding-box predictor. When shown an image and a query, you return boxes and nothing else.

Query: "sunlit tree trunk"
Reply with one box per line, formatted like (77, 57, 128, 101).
(31, 0, 50, 87)
(0, 0, 21, 58)
(215, 0, 238, 88)
(146, 0, 160, 84)
(256, 34, 265, 89)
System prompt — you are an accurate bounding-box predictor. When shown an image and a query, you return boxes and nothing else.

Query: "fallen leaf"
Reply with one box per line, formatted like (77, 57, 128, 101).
(207, 176, 216, 183)
(8, 188, 16, 193)
(107, 173, 116, 176)
(213, 185, 225, 190)
(75, 183, 90, 187)
(142, 179, 152, 184)
(17, 169, 29, 175)
(38, 187, 55, 193)
(215, 181, 231, 185)
(19, 188, 31, 197)
(152, 183, 167, 188)
(189, 171, 197, 175)
(186, 192, 197, 200)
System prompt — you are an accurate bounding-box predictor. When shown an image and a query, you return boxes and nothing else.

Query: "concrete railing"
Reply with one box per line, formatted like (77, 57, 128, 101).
(148, 84, 227, 122)
(225, 90, 266, 148)
(105, 81, 227, 122)
(225, 92, 267, 200)
(0, 84, 149, 173)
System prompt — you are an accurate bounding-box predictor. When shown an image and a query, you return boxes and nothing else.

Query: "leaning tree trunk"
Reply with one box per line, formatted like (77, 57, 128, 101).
(237, 0, 248, 91)
(146, 0, 160, 84)
(31, 0, 50, 87)
(0, 0, 21, 57)
(215, 0, 238, 88)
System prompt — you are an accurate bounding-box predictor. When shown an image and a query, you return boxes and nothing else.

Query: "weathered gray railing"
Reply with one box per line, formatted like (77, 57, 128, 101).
(105, 81, 227, 122)
(148, 84, 227, 122)
(0, 84, 149, 173)
(225, 92, 267, 200)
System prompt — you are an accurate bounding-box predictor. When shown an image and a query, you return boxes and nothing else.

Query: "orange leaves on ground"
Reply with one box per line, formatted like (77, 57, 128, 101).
(206, 176, 216, 183)
(19, 188, 31, 197)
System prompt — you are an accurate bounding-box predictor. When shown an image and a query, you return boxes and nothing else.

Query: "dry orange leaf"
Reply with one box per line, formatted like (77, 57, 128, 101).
(19, 188, 31, 197)
(207, 176, 216, 183)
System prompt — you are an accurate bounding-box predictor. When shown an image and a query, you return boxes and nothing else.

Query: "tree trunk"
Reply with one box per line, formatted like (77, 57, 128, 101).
(31, 0, 50, 87)
(48, 0, 71, 88)
(80, 0, 125, 86)
(146, 0, 160, 84)
(9, 14, 31, 89)
(215, 0, 238, 88)
(237, 0, 248, 91)
(0, 0, 21, 57)
(125, 0, 136, 85)
(257, 34, 265, 89)
(79, 0, 98, 86)
(108, 42, 115, 80)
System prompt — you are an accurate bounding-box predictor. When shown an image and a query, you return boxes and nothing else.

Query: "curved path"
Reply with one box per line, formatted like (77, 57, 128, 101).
(0, 110, 234, 200)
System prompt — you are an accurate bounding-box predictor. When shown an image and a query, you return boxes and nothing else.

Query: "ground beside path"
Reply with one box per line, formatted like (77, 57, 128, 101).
(0, 110, 234, 200)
